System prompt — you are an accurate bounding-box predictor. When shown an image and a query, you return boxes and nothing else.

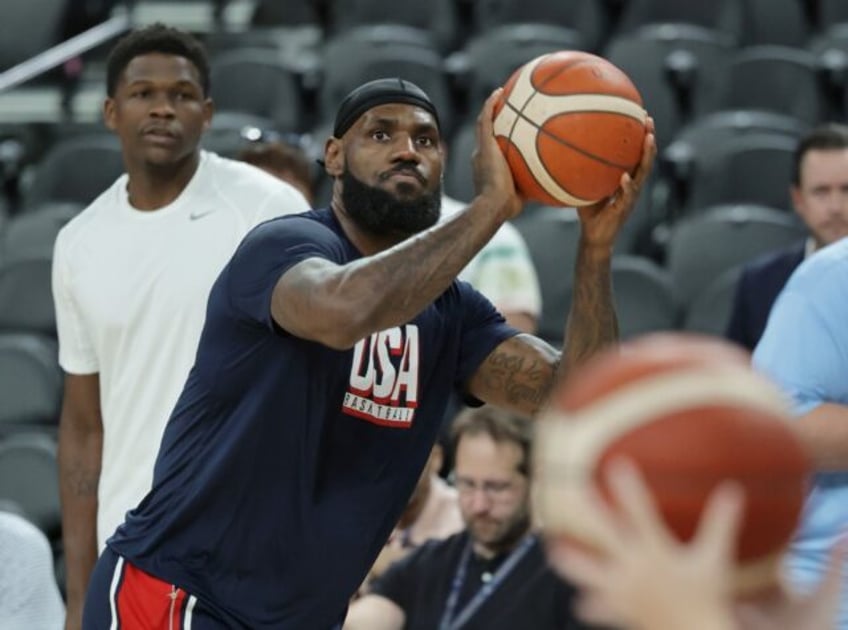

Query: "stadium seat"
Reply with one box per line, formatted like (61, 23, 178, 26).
(683, 266, 742, 336)
(0, 432, 60, 536)
(682, 133, 797, 214)
(819, 0, 848, 28)
(612, 255, 679, 338)
(0, 257, 55, 335)
(250, 0, 321, 27)
(201, 111, 278, 159)
(20, 134, 124, 210)
(712, 46, 828, 126)
(0, 202, 81, 264)
(510, 206, 582, 346)
(734, 0, 811, 47)
(660, 110, 808, 218)
(615, 0, 811, 47)
(808, 26, 848, 120)
(613, 0, 744, 41)
(0, 334, 60, 433)
(0, 200, 8, 236)
(443, 121, 476, 204)
(470, 0, 608, 52)
(0, 0, 68, 71)
(205, 30, 289, 61)
(324, 22, 437, 52)
(447, 24, 586, 115)
(210, 50, 307, 133)
(604, 24, 734, 147)
(326, 0, 460, 52)
(319, 29, 455, 134)
(666, 204, 805, 307)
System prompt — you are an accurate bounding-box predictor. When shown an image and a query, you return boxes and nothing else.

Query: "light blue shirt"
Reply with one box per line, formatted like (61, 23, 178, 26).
(753, 236, 848, 628)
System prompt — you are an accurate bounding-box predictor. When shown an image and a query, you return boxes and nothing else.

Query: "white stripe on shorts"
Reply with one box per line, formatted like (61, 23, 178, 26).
(184, 595, 198, 629)
(108, 555, 125, 630)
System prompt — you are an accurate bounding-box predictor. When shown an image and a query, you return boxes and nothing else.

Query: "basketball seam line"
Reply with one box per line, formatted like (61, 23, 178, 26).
(503, 102, 561, 203)
(504, 99, 639, 171)
(509, 56, 591, 160)
(508, 56, 596, 202)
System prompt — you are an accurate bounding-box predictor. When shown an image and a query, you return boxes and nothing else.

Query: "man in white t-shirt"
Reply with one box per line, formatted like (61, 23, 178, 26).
(51, 24, 309, 629)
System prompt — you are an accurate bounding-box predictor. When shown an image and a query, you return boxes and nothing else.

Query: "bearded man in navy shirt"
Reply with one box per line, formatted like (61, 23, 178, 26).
(82, 78, 656, 629)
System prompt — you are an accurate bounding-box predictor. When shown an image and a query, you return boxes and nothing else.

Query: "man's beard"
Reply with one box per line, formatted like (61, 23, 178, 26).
(341, 168, 441, 238)
(468, 507, 532, 557)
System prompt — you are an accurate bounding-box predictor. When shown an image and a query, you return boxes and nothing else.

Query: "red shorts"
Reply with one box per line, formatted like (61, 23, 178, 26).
(111, 556, 195, 627)
(83, 548, 225, 629)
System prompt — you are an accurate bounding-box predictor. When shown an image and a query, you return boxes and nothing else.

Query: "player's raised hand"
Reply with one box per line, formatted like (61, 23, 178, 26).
(548, 458, 741, 630)
(472, 88, 522, 220)
(577, 116, 656, 250)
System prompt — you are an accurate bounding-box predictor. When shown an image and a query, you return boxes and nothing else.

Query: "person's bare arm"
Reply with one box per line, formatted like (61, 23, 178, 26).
(468, 124, 657, 417)
(465, 240, 619, 418)
(502, 310, 537, 334)
(58, 373, 102, 630)
(270, 90, 522, 350)
(794, 403, 848, 470)
(344, 594, 406, 630)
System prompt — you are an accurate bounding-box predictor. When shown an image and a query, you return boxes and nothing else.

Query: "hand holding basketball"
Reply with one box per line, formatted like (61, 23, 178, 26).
(577, 117, 656, 250)
(534, 333, 811, 596)
(493, 51, 649, 208)
(548, 459, 744, 630)
(549, 460, 846, 630)
(473, 88, 522, 220)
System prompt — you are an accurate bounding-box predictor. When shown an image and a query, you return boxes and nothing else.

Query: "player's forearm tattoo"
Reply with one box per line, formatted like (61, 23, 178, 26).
(562, 244, 618, 369)
(65, 460, 99, 496)
(362, 207, 502, 328)
(478, 337, 561, 415)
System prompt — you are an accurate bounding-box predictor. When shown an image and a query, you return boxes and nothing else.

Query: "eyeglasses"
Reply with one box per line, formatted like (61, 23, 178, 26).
(453, 477, 523, 502)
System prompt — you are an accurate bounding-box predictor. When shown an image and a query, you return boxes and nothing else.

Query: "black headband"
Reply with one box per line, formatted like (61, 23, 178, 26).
(333, 78, 440, 138)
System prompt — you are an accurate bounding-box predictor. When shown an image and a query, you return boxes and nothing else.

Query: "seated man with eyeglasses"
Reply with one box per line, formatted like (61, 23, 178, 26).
(344, 406, 593, 630)
(357, 440, 464, 594)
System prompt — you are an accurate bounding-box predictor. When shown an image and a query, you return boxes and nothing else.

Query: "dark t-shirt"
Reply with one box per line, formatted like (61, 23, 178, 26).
(108, 209, 518, 629)
(371, 532, 591, 630)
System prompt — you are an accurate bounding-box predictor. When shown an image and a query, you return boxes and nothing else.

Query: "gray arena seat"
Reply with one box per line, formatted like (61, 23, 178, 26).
(666, 204, 805, 308)
(0, 334, 61, 434)
(21, 134, 124, 210)
(0, 432, 60, 536)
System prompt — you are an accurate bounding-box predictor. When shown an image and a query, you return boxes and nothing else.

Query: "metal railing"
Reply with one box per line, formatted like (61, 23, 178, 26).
(0, 12, 132, 93)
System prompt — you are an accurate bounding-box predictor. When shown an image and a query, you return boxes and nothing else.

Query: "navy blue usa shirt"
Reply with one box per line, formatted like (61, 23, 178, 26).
(108, 209, 518, 629)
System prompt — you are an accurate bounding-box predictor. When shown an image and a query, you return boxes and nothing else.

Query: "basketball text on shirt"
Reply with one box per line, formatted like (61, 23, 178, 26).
(343, 324, 420, 427)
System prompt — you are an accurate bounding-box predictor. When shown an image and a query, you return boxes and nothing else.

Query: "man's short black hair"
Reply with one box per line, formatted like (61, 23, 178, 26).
(106, 23, 210, 97)
(792, 123, 848, 186)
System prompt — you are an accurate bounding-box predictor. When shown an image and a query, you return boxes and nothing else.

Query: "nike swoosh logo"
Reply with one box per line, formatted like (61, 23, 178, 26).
(189, 210, 215, 220)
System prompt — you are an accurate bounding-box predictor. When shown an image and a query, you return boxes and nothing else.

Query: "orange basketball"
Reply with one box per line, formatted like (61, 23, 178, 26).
(493, 50, 647, 207)
(534, 333, 811, 595)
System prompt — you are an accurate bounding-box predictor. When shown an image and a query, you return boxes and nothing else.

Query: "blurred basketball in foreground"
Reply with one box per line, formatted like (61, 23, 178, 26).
(534, 333, 811, 595)
(493, 50, 647, 207)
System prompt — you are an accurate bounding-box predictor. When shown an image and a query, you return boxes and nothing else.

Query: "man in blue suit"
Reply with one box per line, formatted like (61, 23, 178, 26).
(726, 124, 848, 350)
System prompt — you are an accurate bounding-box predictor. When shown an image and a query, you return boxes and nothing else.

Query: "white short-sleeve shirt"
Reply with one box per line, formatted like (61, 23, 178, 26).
(52, 151, 309, 546)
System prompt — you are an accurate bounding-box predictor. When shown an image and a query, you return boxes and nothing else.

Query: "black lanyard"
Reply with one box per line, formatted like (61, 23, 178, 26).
(438, 534, 536, 630)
